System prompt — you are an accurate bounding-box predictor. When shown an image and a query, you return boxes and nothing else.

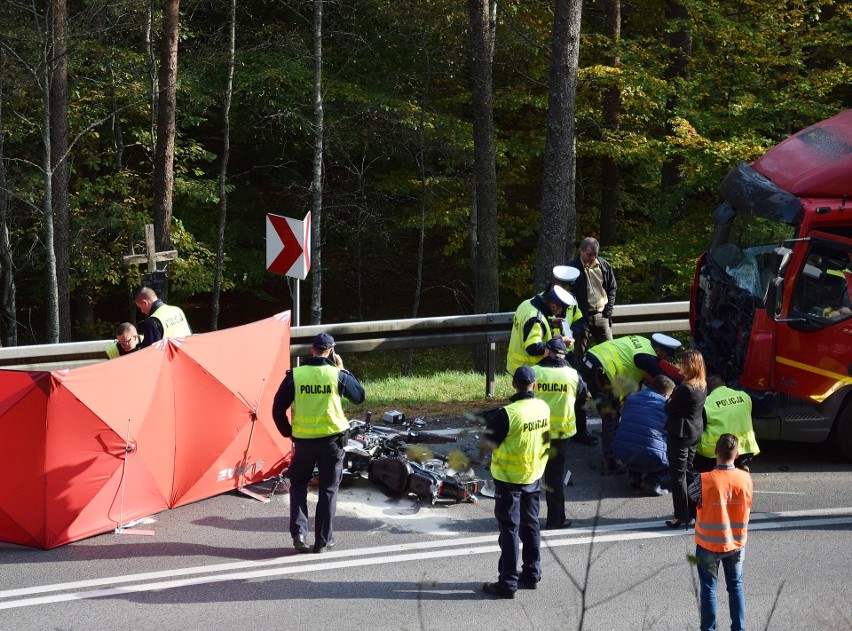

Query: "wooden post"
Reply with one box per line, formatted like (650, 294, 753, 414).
(122, 224, 179, 300)
(122, 224, 178, 273)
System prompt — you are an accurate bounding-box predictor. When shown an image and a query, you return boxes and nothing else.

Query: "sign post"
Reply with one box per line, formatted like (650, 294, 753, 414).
(266, 212, 312, 328)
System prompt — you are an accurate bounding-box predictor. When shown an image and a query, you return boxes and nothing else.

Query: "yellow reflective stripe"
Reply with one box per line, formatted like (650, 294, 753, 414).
(775, 355, 852, 402)
(493, 451, 528, 464)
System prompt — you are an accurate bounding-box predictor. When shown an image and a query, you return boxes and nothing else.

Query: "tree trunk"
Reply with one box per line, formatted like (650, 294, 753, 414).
(468, 0, 499, 316)
(109, 66, 125, 170)
(659, 0, 691, 224)
(211, 0, 236, 331)
(50, 0, 70, 342)
(153, 0, 180, 259)
(42, 56, 59, 343)
(407, 59, 432, 376)
(469, 0, 496, 303)
(309, 0, 324, 325)
(146, 0, 158, 155)
(0, 65, 17, 346)
(599, 0, 621, 248)
(534, 0, 582, 291)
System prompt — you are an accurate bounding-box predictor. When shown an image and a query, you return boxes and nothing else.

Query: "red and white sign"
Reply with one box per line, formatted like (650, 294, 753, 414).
(266, 212, 311, 280)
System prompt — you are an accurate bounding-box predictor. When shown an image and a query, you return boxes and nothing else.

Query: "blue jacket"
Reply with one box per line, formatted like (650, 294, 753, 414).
(612, 388, 668, 472)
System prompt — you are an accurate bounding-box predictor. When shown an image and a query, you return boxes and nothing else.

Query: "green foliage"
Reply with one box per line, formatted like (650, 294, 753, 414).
(1, 0, 849, 340)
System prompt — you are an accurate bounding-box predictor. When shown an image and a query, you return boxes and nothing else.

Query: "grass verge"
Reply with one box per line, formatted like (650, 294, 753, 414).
(344, 369, 512, 418)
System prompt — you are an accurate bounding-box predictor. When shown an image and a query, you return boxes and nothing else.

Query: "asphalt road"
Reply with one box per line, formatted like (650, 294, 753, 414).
(2, 421, 851, 631)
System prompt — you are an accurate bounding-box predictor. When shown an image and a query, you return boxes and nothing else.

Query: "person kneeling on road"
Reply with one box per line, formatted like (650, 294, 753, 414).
(478, 366, 551, 599)
(612, 375, 675, 496)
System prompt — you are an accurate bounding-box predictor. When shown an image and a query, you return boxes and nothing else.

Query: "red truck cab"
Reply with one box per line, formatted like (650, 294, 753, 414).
(691, 109, 852, 459)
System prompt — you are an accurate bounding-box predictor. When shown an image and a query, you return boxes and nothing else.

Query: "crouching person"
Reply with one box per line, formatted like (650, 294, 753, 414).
(612, 375, 675, 495)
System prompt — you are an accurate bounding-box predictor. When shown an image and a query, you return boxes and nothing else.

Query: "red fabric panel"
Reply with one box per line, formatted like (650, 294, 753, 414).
(169, 312, 292, 507)
(0, 371, 51, 547)
(0, 312, 292, 548)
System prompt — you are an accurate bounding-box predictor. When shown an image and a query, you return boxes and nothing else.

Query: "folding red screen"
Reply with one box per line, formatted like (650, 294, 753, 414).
(0, 312, 292, 549)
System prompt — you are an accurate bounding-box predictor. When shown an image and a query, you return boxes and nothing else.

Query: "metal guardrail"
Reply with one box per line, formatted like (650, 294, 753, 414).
(0, 301, 690, 396)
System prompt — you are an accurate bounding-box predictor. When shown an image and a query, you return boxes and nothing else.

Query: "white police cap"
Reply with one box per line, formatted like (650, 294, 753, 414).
(550, 285, 577, 308)
(552, 265, 581, 284)
(651, 333, 681, 352)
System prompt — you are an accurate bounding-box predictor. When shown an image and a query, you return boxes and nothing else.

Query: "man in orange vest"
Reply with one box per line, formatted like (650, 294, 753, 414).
(688, 434, 753, 631)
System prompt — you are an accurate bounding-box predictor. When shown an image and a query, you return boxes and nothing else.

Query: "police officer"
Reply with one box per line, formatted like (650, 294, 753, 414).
(548, 266, 599, 446)
(507, 284, 575, 374)
(548, 266, 585, 353)
(578, 333, 682, 475)
(533, 337, 589, 529)
(272, 333, 366, 553)
(134, 287, 192, 349)
(695, 375, 760, 472)
(479, 366, 551, 598)
(105, 322, 141, 359)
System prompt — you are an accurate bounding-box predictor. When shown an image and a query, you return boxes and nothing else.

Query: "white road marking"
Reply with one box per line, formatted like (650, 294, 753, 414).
(2, 509, 851, 610)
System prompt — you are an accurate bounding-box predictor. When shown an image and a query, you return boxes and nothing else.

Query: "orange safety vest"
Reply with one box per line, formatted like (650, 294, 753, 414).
(694, 468, 753, 553)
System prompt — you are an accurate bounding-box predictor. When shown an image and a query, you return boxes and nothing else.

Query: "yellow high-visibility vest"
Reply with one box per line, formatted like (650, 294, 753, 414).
(292, 364, 349, 439)
(532, 364, 579, 439)
(490, 398, 551, 484)
(699, 386, 760, 458)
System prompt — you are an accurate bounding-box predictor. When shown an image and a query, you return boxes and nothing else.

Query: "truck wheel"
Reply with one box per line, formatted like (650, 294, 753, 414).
(830, 404, 852, 461)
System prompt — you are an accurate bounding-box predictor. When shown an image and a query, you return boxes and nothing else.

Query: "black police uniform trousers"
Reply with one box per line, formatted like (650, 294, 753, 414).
(577, 356, 623, 468)
(543, 438, 570, 528)
(493, 478, 542, 591)
(288, 433, 345, 547)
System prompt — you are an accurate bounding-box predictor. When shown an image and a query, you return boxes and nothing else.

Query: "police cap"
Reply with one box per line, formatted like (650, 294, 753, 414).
(312, 332, 336, 350)
(513, 366, 536, 386)
(552, 265, 581, 284)
(651, 333, 681, 353)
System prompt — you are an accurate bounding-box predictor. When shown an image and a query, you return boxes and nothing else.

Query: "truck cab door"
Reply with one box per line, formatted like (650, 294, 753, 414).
(769, 232, 852, 441)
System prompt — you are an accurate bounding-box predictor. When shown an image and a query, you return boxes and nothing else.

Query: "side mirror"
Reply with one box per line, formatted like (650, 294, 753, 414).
(766, 276, 783, 318)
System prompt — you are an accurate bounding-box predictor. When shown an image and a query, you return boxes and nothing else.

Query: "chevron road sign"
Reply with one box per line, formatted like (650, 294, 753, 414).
(266, 212, 311, 280)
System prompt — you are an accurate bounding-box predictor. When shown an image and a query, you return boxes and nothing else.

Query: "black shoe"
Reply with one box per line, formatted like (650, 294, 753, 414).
(293, 535, 310, 553)
(665, 519, 692, 529)
(571, 432, 599, 446)
(545, 519, 572, 530)
(313, 539, 336, 553)
(601, 462, 626, 476)
(482, 582, 515, 599)
(517, 576, 539, 590)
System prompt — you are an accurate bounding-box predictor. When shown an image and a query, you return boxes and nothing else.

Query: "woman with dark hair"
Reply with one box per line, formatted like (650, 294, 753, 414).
(664, 349, 707, 528)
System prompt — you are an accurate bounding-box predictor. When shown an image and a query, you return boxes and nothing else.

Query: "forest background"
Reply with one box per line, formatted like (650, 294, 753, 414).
(0, 0, 849, 349)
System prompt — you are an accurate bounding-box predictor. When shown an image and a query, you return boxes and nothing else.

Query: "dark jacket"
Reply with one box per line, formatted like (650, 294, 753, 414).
(568, 255, 617, 319)
(480, 390, 536, 447)
(665, 382, 707, 442)
(612, 388, 668, 472)
(137, 299, 165, 349)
